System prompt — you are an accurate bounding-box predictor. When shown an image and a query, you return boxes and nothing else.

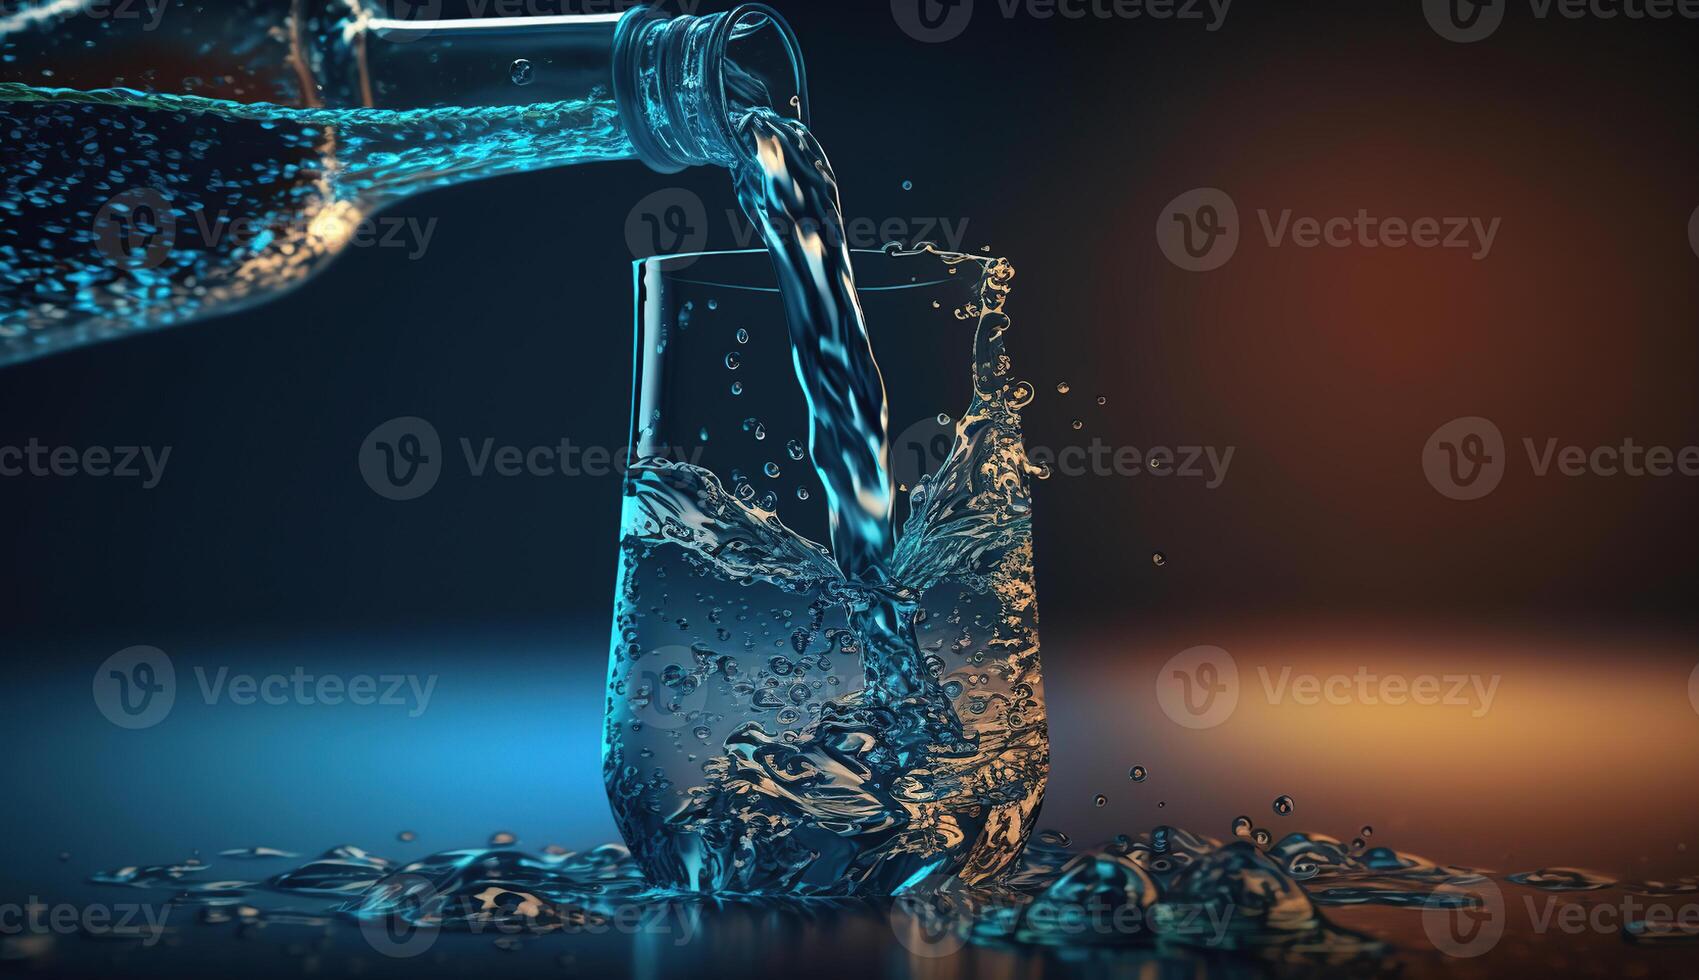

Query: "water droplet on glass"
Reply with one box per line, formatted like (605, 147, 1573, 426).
(489, 831, 517, 847)
(786, 439, 805, 460)
(1232, 816, 1253, 838)
(1094, 794, 1108, 808)
(1151, 552, 1167, 567)
(725, 352, 741, 370)
(1129, 765, 1148, 782)
(509, 59, 534, 86)
(735, 327, 749, 344)
(1056, 382, 1070, 394)
(1273, 795, 1294, 817)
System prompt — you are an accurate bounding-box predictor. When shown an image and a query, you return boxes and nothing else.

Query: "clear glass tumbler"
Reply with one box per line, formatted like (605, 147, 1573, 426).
(604, 247, 1047, 896)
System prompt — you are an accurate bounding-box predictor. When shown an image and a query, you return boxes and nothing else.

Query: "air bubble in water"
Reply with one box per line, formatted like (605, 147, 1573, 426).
(1273, 795, 1294, 816)
(1129, 765, 1147, 782)
(509, 59, 534, 86)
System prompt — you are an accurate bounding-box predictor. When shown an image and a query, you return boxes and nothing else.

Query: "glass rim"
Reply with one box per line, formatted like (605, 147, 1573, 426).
(635, 248, 964, 293)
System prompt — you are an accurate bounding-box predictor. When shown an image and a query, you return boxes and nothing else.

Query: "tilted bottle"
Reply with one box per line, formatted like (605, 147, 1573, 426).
(0, 1, 807, 366)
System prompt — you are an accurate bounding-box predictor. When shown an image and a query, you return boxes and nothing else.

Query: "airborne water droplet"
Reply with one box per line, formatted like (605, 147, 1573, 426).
(1094, 794, 1107, 808)
(795, 487, 809, 500)
(936, 413, 952, 426)
(489, 831, 517, 847)
(509, 59, 534, 86)
(736, 328, 749, 344)
(764, 462, 780, 478)
(1273, 794, 1294, 816)
(1056, 382, 1070, 394)
(1232, 816, 1253, 838)
(1071, 419, 1084, 431)
(1129, 765, 1147, 782)
(725, 352, 742, 370)
(730, 381, 744, 395)
(786, 439, 805, 460)
(1253, 828, 1272, 847)
(1151, 552, 1167, 567)
(396, 831, 417, 843)
(902, 180, 913, 191)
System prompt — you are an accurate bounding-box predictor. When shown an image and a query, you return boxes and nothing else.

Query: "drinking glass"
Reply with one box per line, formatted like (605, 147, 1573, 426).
(604, 247, 1047, 895)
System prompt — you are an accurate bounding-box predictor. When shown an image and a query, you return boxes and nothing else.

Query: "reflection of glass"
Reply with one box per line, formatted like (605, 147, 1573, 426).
(605, 248, 1048, 895)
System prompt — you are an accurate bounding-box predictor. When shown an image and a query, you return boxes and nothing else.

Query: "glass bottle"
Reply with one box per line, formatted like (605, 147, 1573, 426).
(0, 1, 807, 366)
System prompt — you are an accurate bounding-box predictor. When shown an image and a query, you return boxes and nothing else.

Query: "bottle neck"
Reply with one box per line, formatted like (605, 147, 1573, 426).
(613, 4, 809, 174)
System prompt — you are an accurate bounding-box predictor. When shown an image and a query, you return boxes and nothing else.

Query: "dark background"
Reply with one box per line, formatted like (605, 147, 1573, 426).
(2, 0, 1698, 930)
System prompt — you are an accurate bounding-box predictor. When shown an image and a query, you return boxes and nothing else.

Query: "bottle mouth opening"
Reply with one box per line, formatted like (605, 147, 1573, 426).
(713, 5, 810, 130)
(615, 3, 810, 174)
